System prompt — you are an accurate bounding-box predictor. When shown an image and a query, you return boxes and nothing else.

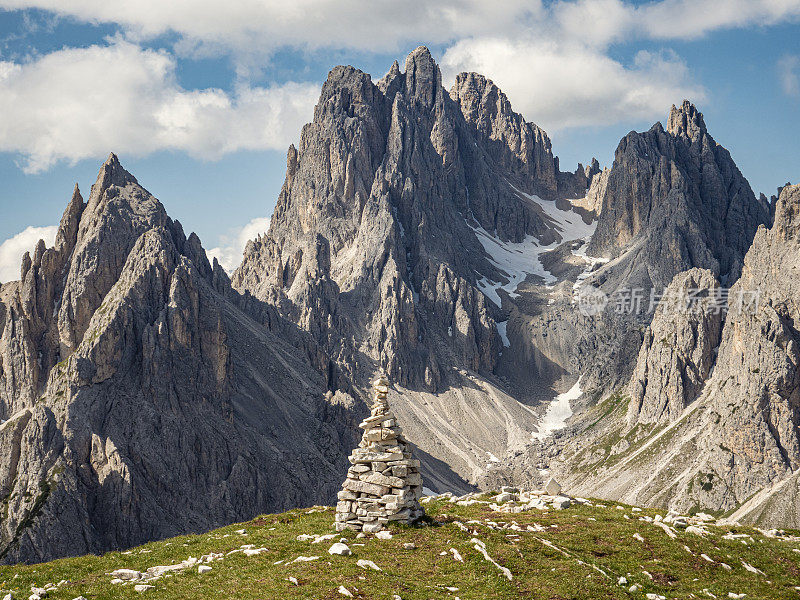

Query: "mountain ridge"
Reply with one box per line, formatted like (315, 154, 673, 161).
(0, 46, 795, 565)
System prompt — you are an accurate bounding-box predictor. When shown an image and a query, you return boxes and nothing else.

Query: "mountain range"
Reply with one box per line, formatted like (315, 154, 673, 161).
(0, 46, 795, 564)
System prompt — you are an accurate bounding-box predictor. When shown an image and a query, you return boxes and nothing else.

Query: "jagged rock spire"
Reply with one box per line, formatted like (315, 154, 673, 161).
(334, 373, 424, 532)
(667, 100, 707, 138)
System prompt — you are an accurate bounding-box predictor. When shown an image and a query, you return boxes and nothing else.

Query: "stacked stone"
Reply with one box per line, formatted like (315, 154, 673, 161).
(335, 374, 424, 533)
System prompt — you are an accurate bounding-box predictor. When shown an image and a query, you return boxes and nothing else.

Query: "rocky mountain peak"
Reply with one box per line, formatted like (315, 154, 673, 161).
(95, 152, 138, 191)
(773, 183, 800, 241)
(667, 100, 707, 139)
(403, 45, 441, 109)
(53, 183, 86, 252)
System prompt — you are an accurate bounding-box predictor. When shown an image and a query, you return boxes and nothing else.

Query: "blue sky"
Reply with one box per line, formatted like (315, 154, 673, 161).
(0, 1, 798, 281)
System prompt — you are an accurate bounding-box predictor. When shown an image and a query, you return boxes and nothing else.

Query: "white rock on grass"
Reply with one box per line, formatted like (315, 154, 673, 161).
(328, 543, 352, 556)
(338, 586, 354, 597)
(290, 556, 320, 564)
(450, 548, 463, 562)
(552, 496, 571, 509)
(356, 559, 382, 571)
(197, 565, 212, 574)
(134, 585, 154, 593)
(110, 569, 141, 581)
(375, 530, 393, 540)
(287, 577, 299, 586)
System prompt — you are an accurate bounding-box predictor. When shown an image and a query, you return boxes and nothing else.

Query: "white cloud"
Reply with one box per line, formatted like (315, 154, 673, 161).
(0, 225, 57, 283)
(0, 40, 318, 173)
(0, 0, 797, 55)
(441, 39, 706, 131)
(0, 0, 797, 170)
(0, 1, 542, 55)
(778, 54, 800, 97)
(207, 217, 270, 273)
(551, 0, 800, 46)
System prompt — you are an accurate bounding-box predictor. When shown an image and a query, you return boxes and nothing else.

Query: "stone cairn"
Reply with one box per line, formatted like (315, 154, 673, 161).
(335, 373, 424, 533)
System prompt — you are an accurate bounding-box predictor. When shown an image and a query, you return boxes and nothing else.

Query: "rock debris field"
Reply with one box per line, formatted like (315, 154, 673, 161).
(1, 491, 798, 599)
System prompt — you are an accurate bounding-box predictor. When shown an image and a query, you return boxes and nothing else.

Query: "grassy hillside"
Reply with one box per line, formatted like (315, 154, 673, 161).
(1, 493, 798, 599)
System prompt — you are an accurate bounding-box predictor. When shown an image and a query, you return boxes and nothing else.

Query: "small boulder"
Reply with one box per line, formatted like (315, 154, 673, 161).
(375, 530, 393, 540)
(544, 478, 561, 496)
(553, 496, 571, 509)
(197, 565, 212, 574)
(328, 543, 352, 556)
(134, 585, 154, 593)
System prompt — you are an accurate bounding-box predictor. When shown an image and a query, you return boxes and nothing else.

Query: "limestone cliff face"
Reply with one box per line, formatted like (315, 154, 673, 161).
(449, 72, 594, 202)
(627, 268, 723, 426)
(698, 183, 800, 524)
(588, 101, 769, 288)
(562, 186, 800, 528)
(0, 156, 358, 564)
(575, 101, 771, 394)
(232, 47, 598, 492)
(232, 47, 581, 390)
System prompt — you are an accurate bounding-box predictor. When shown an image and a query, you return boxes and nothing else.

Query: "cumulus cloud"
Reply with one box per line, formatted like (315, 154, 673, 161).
(0, 0, 798, 170)
(0, 225, 57, 283)
(441, 39, 706, 131)
(207, 217, 270, 274)
(0, 40, 318, 173)
(1, 0, 797, 55)
(0, 0, 541, 55)
(551, 0, 800, 46)
(778, 54, 800, 97)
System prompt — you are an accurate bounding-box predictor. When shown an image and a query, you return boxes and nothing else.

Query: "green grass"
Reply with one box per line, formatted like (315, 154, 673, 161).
(0, 496, 798, 599)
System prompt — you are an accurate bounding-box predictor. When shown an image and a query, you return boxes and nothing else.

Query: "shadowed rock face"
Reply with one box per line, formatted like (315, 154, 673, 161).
(588, 101, 769, 288)
(0, 155, 359, 564)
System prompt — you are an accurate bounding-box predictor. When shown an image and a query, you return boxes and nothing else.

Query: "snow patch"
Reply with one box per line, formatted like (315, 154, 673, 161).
(471, 188, 598, 306)
(572, 236, 609, 290)
(531, 377, 582, 441)
(496, 321, 510, 347)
